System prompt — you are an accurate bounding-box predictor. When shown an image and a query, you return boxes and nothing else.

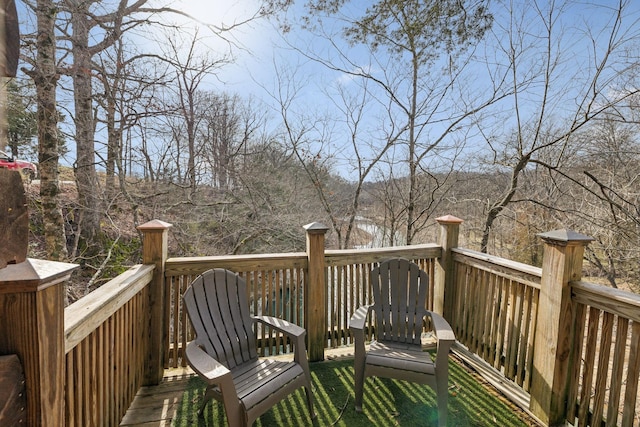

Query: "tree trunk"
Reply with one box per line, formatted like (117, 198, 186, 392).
(480, 156, 530, 253)
(34, 0, 68, 260)
(105, 91, 119, 201)
(406, 52, 419, 245)
(70, 1, 102, 251)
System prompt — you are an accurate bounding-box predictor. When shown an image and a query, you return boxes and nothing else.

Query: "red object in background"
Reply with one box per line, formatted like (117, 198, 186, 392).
(0, 150, 37, 178)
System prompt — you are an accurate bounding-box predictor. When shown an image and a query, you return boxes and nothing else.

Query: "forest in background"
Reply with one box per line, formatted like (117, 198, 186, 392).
(6, 0, 640, 299)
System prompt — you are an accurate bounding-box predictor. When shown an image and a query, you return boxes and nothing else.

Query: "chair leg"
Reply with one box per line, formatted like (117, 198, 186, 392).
(354, 360, 366, 412)
(305, 385, 316, 419)
(198, 387, 216, 417)
(436, 373, 448, 427)
(198, 395, 208, 417)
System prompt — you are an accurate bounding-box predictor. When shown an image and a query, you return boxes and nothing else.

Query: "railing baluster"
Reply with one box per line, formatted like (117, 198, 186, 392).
(606, 316, 628, 424)
(622, 321, 640, 427)
(592, 312, 614, 425)
(578, 307, 601, 426)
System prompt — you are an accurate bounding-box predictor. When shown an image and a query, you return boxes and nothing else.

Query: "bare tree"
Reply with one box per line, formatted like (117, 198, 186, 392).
(280, 0, 507, 245)
(157, 29, 230, 195)
(476, 0, 640, 253)
(60, 0, 157, 256)
(267, 62, 383, 248)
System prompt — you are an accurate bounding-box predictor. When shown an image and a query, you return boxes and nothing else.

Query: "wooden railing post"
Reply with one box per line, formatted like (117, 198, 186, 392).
(0, 259, 78, 426)
(304, 222, 328, 362)
(137, 219, 172, 386)
(435, 215, 463, 319)
(529, 229, 593, 425)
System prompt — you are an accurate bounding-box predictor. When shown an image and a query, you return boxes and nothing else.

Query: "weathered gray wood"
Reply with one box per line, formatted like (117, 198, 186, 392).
(0, 169, 27, 268)
(0, 354, 26, 425)
(183, 269, 315, 427)
(349, 258, 455, 427)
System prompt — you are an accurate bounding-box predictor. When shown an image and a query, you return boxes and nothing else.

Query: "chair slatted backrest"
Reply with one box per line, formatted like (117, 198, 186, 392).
(371, 258, 429, 345)
(184, 269, 258, 369)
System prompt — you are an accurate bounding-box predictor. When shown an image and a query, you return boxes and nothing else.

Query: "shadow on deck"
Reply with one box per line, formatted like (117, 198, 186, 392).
(120, 347, 357, 426)
(120, 346, 541, 427)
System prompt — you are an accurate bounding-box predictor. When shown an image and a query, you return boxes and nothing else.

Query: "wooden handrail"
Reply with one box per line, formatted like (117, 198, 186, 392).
(571, 280, 640, 322)
(64, 264, 154, 353)
(452, 247, 542, 288)
(324, 244, 440, 266)
(165, 253, 308, 276)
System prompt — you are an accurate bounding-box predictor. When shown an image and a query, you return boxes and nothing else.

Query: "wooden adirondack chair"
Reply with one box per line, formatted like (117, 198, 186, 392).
(183, 269, 315, 427)
(349, 258, 455, 427)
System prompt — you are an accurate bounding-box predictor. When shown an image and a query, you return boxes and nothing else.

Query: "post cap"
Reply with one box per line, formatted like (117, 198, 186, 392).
(137, 219, 173, 231)
(0, 258, 79, 293)
(435, 215, 464, 225)
(537, 229, 594, 245)
(303, 222, 329, 234)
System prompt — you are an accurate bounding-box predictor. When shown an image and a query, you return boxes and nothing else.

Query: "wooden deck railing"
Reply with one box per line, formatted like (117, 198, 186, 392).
(163, 253, 309, 365)
(323, 246, 440, 347)
(163, 245, 442, 367)
(567, 281, 640, 427)
(446, 232, 640, 427)
(64, 264, 155, 426)
(449, 248, 542, 393)
(3, 216, 640, 426)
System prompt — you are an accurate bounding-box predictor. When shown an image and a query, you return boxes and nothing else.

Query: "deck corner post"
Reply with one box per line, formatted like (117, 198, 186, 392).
(435, 215, 463, 319)
(138, 219, 172, 386)
(303, 222, 329, 362)
(0, 259, 78, 426)
(529, 229, 593, 425)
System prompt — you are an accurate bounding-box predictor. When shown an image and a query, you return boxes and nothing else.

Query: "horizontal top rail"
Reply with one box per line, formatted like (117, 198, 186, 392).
(571, 280, 640, 322)
(452, 247, 542, 288)
(165, 245, 442, 276)
(165, 253, 308, 277)
(324, 244, 441, 266)
(64, 264, 155, 353)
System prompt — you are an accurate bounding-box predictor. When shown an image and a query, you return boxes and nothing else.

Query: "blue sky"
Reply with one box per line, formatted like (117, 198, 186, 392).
(12, 0, 640, 179)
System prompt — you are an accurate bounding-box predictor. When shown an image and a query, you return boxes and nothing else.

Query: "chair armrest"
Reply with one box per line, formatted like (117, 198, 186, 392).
(425, 311, 455, 369)
(185, 341, 232, 385)
(254, 316, 309, 368)
(426, 311, 455, 343)
(186, 341, 240, 419)
(349, 305, 373, 332)
(254, 315, 305, 339)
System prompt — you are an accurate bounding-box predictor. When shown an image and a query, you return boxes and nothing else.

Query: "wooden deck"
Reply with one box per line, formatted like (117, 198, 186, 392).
(119, 345, 543, 427)
(120, 347, 357, 426)
(119, 367, 194, 427)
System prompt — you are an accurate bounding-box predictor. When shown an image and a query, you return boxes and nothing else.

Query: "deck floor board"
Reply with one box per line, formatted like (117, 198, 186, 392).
(120, 368, 193, 426)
